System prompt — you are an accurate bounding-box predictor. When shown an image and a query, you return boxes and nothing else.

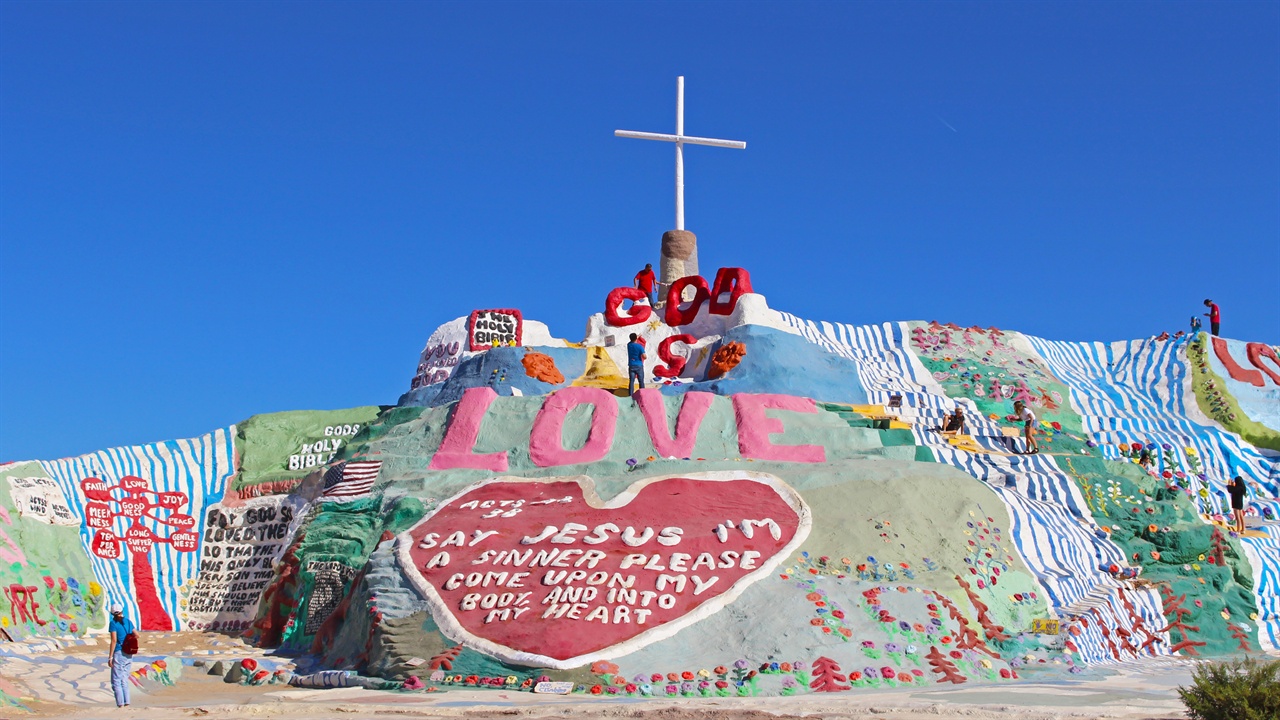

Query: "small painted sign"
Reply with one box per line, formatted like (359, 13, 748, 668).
(1031, 618, 1060, 635)
(534, 681, 574, 694)
(468, 308, 523, 351)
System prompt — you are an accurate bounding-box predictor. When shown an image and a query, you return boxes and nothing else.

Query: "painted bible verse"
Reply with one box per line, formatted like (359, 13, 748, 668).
(398, 472, 810, 668)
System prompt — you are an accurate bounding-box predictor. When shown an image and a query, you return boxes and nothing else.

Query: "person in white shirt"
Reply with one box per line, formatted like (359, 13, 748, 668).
(1013, 400, 1039, 454)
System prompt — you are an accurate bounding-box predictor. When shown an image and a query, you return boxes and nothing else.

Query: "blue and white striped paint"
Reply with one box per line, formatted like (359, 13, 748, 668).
(39, 429, 236, 631)
(1028, 335, 1280, 651)
(776, 313, 1171, 662)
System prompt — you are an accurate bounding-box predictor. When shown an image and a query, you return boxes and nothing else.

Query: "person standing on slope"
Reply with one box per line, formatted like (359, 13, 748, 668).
(634, 263, 658, 307)
(107, 603, 136, 707)
(1203, 299, 1221, 337)
(627, 333, 647, 398)
(1228, 475, 1248, 535)
(1013, 400, 1039, 454)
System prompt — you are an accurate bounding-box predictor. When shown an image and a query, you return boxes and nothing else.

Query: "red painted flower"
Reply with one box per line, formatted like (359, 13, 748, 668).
(831, 610, 845, 619)
(715, 680, 728, 689)
(681, 671, 694, 681)
(591, 660, 619, 675)
(881, 666, 896, 679)
(42, 576, 54, 589)
(999, 668, 1011, 679)
(949, 650, 962, 659)
(590, 685, 603, 695)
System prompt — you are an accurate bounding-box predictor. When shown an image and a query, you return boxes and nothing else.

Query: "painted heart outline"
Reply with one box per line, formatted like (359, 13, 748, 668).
(397, 471, 811, 669)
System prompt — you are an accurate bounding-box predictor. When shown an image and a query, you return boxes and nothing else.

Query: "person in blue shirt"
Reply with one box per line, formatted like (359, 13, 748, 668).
(626, 333, 646, 397)
(107, 603, 134, 707)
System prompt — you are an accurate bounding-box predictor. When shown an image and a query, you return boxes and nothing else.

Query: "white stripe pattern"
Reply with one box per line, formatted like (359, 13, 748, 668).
(1028, 335, 1280, 651)
(40, 428, 235, 631)
(777, 314, 1171, 663)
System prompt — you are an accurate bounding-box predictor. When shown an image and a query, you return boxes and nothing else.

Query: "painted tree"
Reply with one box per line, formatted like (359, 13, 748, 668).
(925, 646, 967, 684)
(1230, 623, 1252, 652)
(808, 656, 851, 692)
(81, 475, 197, 630)
(429, 644, 464, 671)
(1158, 584, 1206, 656)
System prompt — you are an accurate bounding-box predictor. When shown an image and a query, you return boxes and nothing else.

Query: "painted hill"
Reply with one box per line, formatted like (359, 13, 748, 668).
(4, 270, 1278, 698)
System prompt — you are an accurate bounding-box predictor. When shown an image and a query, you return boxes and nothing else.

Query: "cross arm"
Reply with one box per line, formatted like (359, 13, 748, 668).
(615, 129, 746, 149)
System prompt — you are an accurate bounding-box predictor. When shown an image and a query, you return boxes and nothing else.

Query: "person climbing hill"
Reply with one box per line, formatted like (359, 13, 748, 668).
(1013, 400, 1038, 454)
(1203, 299, 1220, 337)
(634, 263, 657, 307)
(627, 333, 646, 398)
(1228, 475, 1248, 534)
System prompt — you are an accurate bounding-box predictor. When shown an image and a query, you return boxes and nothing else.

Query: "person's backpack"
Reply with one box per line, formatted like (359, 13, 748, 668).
(121, 629, 139, 655)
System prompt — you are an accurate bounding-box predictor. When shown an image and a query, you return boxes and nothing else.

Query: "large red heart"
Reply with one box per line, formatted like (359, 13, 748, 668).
(397, 472, 810, 669)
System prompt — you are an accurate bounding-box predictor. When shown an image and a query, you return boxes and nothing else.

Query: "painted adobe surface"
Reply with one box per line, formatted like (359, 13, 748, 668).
(5, 271, 1278, 700)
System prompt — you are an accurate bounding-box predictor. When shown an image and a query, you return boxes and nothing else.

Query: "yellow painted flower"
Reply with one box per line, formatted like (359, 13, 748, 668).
(697, 669, 710, 678)
(88, 581, 102, 596)
(980, 659, 992, 668)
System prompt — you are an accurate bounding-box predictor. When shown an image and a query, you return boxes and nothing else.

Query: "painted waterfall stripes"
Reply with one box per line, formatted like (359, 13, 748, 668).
(776, 314, 1170, 661)
(40, 429, 235, 631)
(1027, 337, 1279, 495)
(1029, 336, 1280, 651)
(1241, 527, 1280, 651)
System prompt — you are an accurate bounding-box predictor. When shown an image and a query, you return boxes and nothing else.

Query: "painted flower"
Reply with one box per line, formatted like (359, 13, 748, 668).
(885, 643, 901, 653)
(880, 666, 896, 679)
(1000, 668, 1012, 679)
(713, 666, 727, 676)
(681, 671, 694, 681)
(779, 662, 791, 672)
(591, 661, 619, 675)
(665, 684, 678, 695)
(906, 645, 918, 655)
(625, 683, 637, 693)
(651, 673, 664, 682)
(733, 659, 749, 669)
(589, 685, 603, 695)
(864, 667, 879, 679)
(793, 661, 806, 671)
(849, 671, 863, 682)
(42, 576, 54, 589)
(666, 673, 679, 682)
(714, 680, 728, 689)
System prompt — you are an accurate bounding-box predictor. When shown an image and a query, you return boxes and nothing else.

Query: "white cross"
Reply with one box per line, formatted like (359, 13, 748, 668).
(615, 76, 746, 231)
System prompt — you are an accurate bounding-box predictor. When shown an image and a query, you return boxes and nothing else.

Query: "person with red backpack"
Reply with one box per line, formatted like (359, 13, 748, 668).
(107, 603, 137, 707)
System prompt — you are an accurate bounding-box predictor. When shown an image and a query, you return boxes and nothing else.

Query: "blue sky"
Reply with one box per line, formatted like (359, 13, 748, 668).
(2, 1, 1277, 461)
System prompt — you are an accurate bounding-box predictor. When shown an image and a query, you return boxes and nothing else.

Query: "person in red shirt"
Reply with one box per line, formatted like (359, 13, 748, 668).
(634, 263, 657, 307)
(1203, 299, 1221, 337)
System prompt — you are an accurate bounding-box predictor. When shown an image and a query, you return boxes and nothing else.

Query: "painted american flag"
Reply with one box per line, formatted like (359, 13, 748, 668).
(320, 460, 383, 501)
